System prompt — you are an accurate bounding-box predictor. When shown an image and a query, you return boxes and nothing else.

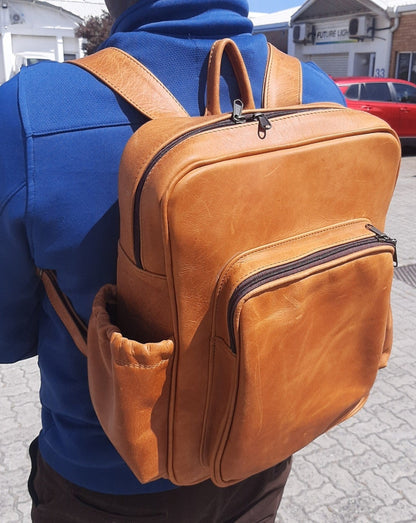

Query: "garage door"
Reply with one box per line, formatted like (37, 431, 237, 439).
(305, 53, 349, 77)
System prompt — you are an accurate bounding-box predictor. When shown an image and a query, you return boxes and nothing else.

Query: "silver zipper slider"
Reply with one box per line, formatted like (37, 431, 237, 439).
(232, 99, 245, 124)
(366, 224, 398, 266)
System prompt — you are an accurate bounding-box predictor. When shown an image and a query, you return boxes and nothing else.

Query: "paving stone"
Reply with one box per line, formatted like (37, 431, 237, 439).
(274, 500, 309, 523)
(289, 456, 325, 491)
(287, 480, 346, 514)
(329, 428, 377, 456)
(358, 469, 403, 505)
(320, 462, 364, 498)
(301, 443, 354, 470)
(395, 478, 416, 507)
(339, 451, 395, 477)
(373, 499, 416, 523)
(310, 495, 384, 523)
(375, 458, 416, 484)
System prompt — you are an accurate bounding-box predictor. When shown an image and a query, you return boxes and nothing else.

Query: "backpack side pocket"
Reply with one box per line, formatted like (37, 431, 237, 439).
(87, 284, 174, 484)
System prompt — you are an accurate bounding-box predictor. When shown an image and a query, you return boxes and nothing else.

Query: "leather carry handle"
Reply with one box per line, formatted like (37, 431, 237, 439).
(69, 48, 189, 119)
(205, 38, 255, 116)
(262, 43, 302, 107)
(37, 269, 88, 356)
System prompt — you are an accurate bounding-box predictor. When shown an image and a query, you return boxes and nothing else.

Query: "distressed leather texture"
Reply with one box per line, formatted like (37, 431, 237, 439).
(46, 40, 400, 487)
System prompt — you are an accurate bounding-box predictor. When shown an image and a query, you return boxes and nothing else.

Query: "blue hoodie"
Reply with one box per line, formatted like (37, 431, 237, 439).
(0, 0, 345, 495)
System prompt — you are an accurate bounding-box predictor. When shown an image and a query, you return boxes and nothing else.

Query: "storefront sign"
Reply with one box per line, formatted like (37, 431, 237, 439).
(315, 22, 354, 44)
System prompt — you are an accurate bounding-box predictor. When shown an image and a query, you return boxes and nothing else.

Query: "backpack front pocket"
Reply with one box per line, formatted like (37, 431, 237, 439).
(204, 219, 396, 486)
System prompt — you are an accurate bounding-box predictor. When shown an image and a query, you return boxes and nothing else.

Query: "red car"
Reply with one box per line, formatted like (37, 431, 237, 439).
(334, 77, 416, 147)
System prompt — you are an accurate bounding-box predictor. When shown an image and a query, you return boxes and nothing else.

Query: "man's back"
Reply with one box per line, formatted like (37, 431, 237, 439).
(0, 0, 345, 499)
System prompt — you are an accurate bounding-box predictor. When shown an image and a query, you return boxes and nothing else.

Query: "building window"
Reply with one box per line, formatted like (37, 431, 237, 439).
(26, 58, 48, 67)
(64, 53, 77, 61)
(396, 52, 416, 83)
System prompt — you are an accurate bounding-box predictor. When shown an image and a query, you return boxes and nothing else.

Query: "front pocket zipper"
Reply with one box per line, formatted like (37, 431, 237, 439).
(227, 223, 397, 353)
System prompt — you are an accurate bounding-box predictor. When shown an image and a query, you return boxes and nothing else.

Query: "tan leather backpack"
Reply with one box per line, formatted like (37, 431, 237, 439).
(40, 39, 400, 487)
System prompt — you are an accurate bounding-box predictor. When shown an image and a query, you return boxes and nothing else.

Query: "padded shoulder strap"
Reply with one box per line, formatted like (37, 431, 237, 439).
(69, 47, 189, 119)
(72, 44, 302, 118)
(263, 43, 302, 107)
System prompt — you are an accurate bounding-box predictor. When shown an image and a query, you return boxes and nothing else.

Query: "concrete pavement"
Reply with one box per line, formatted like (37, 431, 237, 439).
(0, 153, 415, 523)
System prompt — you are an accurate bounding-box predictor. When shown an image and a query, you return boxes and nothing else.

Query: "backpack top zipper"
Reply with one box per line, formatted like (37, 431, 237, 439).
(133, 102, 343, 268)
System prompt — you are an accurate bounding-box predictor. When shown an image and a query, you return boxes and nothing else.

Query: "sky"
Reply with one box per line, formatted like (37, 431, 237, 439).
(248, 0, 302, 13)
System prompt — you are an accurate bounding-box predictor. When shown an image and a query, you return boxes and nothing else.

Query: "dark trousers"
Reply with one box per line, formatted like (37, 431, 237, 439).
(28, 438, 291, 522)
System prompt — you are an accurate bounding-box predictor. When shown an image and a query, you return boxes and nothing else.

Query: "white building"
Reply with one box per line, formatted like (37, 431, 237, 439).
(0, 0, 107, 84)
(252, 0, 416, 79)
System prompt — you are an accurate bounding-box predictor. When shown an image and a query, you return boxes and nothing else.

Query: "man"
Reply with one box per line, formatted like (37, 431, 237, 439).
(0, 1, 345, 521)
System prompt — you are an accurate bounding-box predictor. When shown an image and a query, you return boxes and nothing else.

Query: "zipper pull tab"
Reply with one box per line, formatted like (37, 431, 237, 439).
(366, 224, 398, 266)
(232, 99, 245, 124)
(254, 113, 272, 139)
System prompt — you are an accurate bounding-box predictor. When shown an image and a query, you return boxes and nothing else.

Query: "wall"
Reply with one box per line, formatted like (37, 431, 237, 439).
(288, 13, 394, 78)
(389, 11, 416, 77)
(262, 29, 289, 53)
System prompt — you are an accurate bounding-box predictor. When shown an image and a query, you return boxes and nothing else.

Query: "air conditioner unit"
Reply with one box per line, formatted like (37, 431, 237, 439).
(10, 11, 25, 24)
(349, 16, 373, 39)
(293, 23, 314, 44)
